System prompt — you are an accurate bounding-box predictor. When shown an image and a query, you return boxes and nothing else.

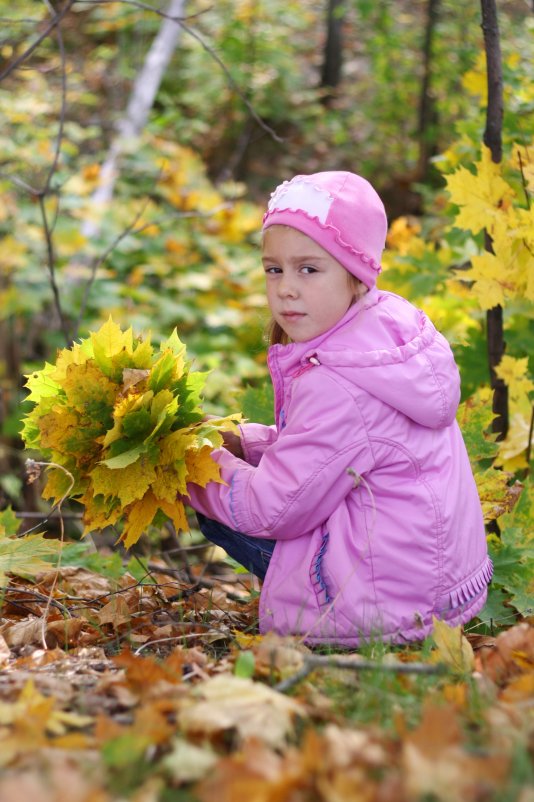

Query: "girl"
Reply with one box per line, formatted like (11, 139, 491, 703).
(185, 171, 492, 646)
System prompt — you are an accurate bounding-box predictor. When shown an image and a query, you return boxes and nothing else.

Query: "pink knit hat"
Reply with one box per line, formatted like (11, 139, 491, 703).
(262, 171, 388, 289)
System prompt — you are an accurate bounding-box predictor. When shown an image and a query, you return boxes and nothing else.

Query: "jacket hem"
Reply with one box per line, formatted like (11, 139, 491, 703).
(438, 556, 493, 612)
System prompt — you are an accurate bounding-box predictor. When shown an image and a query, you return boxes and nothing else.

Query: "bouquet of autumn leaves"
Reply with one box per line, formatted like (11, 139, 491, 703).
(21, 318, 240, 548)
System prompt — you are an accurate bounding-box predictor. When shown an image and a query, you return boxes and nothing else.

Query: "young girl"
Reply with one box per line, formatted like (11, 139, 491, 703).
(185, 171, 492, 646)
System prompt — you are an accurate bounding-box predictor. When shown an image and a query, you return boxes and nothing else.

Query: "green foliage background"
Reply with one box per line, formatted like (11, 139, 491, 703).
(0, 0, 532, 625)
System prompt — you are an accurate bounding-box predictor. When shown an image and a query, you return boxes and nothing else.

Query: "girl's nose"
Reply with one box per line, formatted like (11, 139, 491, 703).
(278, 274, 298, 298)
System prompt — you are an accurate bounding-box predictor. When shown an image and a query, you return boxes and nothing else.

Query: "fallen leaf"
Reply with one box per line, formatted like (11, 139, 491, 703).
(163, 737, 218, 783)
(2, 617, 43, 649)
(432, 616, 475, 673)
(98, 595, 131, 628)
(403, 702, 509, 802)
(179, 675, 305, 748)
(479, 623, 534, 685)
(0, 633, 11, 664)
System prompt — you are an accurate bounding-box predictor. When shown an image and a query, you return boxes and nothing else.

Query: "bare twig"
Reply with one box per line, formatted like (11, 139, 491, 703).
(38, 195, 71, 344)
(178, 20, 283, 144)
(72, 196, 153, 339)
(517, 148, 532, 210)
(75, 0, 283, 144)
(275, 654, 447, 693)
(24, 459, 75, 649)
(3, 584, 72, 618)
(0, 0, 76, 82)
(42, 0, 68, 196)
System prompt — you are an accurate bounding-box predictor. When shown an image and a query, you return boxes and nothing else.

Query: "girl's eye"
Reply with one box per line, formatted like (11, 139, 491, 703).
(265, 266, 282, 274)
(301, 265, 317, 274)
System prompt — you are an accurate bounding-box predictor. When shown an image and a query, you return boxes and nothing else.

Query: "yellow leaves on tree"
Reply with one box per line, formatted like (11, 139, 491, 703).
(445, 146, 513, 236)
(444, 144, 534, 310)
(22, 318, 241, 547)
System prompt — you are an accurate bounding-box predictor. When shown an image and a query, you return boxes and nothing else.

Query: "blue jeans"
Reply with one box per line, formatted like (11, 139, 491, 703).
(196, 513, 275, 580)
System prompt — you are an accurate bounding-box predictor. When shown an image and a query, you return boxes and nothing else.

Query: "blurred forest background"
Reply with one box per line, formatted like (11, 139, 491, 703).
(0, 0, 532, 603)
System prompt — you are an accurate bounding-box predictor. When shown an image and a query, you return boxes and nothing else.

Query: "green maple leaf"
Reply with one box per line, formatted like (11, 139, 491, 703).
(0, 529, 63, 586)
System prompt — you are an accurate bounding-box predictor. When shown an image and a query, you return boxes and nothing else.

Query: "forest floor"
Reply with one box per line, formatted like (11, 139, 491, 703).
(0, 536, 533, 802)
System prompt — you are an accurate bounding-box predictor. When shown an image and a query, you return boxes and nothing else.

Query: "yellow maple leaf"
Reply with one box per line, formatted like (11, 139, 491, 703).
(80, 488, 122, 536)
(152, 463, 188, 502)
(158, 497, 189, 534)
(509, 205, 534, 249)
(63, 360, 117, 417)
(466, 223, 524, 309)
(495, 412, 531, 469)
(91, 457, 157, 508)
(159, 430, 197, 465)
(91, 316, 134, 368)
(42, 464, 79, 505)
(510, 143, 534, 192)
(445, 146, 514, 235)
(38, 407, 80, 452)
(432, 617, 474, 674)
(475, 467, 522, 522)
(185, 445, 223, 488)
(50, 340, 92, 384)
(461, 52, 487, 102)
(386, 216, 423, 255)
(120, 491, 159, 548)
(494, 355, 534, 402)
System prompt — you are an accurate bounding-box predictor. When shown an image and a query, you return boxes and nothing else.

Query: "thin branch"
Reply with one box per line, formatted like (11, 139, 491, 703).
(517, 147, 531, 210)
(275, 654, 447, 693)
(2, 584, 72, 618)
(75, 0, 209, 23)
(24, 460, 75, 649)
(42, 0, 68, 197)
(76, 0, 283, 144)
(0, 0, 76, 82)
(73, 201, 231, 340)
(525, 404, 534, 469)
(72, 196, 153, 339)
(38, 194, 71, 344)
(178, 20, 283, 144)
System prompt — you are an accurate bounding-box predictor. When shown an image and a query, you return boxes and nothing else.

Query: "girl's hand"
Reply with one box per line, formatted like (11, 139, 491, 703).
(221, 429, 244, 459)
(204, 415, 244, 459)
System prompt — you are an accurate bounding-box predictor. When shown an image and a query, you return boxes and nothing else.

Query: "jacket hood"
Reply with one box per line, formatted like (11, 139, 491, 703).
(270, 289, 460, 429)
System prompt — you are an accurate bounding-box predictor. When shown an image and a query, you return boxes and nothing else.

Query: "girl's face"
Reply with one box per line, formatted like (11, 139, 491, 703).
(262, 226, 358, 343)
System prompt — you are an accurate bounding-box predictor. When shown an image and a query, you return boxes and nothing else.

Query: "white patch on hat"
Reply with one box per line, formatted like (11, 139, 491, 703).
(267, 179, 333, 224)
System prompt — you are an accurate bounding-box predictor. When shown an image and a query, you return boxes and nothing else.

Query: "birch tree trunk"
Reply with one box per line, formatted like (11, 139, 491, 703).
(82, 0, 186, 238)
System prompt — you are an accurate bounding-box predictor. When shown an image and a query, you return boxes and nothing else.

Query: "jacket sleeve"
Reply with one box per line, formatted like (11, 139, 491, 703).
(239, 422, 278, 466)
(186, 371, 375, 540)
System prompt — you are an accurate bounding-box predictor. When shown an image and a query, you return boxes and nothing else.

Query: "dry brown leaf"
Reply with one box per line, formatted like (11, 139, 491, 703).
(195, 738, 308, 802)
(97, 595, 131, 628)
(179, 675, 305, 748)
(403, 702, 509, 802)
(0, 633, 11, 664)
(46, 617, 86, 647)
(2, 616, 43, 648)
(479, 623, 534, 685)
(249, 631, 309, 679)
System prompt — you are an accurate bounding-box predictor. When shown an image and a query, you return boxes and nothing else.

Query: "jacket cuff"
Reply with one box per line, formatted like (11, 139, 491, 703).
(239, 423, 278, 467)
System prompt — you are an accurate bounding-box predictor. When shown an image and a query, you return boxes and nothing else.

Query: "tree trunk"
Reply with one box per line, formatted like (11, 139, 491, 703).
(416, 0, 440, 182)
(320, 0, 345, 100)
(480, 0, 508, 439)
(82, 0, 186, 239)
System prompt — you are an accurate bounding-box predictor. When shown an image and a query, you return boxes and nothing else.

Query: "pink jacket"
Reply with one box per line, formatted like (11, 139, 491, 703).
(187, 288, 492, 646)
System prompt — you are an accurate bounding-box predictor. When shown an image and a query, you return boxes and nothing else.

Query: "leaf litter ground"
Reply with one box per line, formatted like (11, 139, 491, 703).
(0, 538, 533, 802)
